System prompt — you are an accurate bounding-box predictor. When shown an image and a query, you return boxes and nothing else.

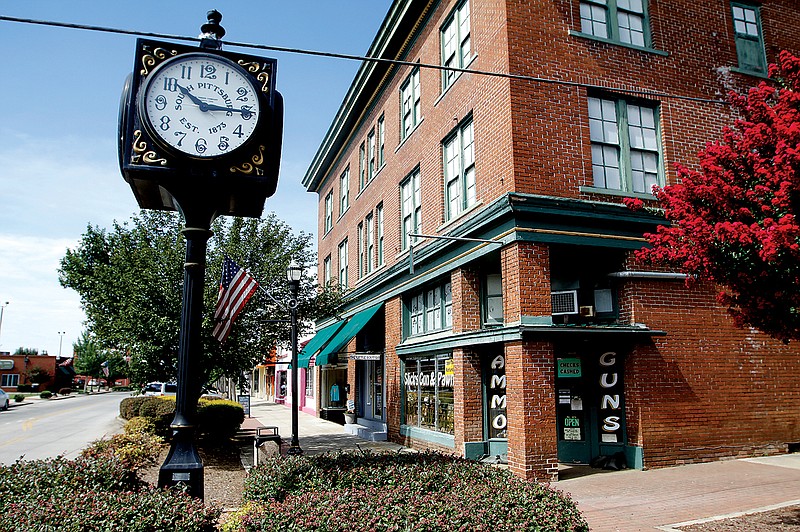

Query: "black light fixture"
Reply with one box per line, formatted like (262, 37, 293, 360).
(286, 260, 303, 456)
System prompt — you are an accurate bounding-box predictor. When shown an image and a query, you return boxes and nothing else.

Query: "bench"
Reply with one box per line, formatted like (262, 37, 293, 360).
(252, 426, 282, 464)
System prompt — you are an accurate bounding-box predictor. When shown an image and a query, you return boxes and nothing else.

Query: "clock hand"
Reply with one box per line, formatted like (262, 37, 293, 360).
(204, 104, 254, 119)
(176, 84, 209, 111)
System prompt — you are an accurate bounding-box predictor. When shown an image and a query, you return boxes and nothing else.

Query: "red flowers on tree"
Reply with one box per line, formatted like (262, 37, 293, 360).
(628, 51, 800, 342)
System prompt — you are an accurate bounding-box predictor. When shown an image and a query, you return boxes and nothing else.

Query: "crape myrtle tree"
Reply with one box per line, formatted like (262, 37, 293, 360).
(59, 210, 346, 389)
(626, 51, 800, 342)
(72, 330, 127, 387)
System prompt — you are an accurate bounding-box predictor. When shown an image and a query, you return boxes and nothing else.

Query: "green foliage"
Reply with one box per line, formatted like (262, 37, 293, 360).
(73, 330, 127, 383)
(13, 394, 23, 402)
(58, 387, 73, 395)
(27, 366, 52, 385)
(81, 431, 164, 471)
(119, 396, 244, 439)
(13, 347, 38, 356)
(59, 211, 347, 388)
(124, 416, 158, 436)
(39, 391, 52, 399)
(239, 451, 588, 531)
(0, 456, 219, 531)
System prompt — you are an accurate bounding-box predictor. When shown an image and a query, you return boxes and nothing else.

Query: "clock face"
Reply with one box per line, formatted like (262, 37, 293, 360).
(140, 53, 262, 158)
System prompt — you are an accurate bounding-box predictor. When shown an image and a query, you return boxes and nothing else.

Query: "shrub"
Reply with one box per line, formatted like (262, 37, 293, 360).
(125, 416, 159, 436)
(39, 391, 53, 399)
(16, 384, 32, 392)
(240, 451, 588, 532)
(59, 387, 73, 395)
(197, 398, 245, 441)
(120, 396, 153, 419)
(13, 394, 24, 403)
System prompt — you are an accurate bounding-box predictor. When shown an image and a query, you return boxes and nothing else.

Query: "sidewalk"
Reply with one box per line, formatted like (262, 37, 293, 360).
(243, 398, 800, 531)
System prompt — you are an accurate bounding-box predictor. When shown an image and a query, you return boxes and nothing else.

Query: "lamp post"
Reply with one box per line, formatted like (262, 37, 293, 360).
(0, 302, 8, 347)
(57, 331, 65, 357)
(286, 260, 303, 456)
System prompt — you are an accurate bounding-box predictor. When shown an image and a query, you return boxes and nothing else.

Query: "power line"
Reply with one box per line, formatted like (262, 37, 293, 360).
(0, 14, 728, 105)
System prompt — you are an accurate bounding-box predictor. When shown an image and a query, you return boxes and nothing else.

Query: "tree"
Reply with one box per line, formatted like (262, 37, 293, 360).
(59, 210, 346, 389)
(14, 347, 38, 356)
(627, 51, 800, 342)
(72, 331, 126, 386)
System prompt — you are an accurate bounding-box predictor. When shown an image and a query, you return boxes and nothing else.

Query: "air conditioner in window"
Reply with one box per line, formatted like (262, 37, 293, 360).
(551, 290, 579, 315)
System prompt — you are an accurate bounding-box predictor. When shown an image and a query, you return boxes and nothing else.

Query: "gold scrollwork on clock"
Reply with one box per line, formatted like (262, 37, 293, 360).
(230, 145, 266, 175)
(140, 47, 178, 76)
(131, 130, 168, 166)
(238, 60, 271, 94)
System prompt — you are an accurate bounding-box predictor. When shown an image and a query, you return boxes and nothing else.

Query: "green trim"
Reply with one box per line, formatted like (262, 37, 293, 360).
(569, 30, 668, 56)
(297, 320, 348, 368)
(315, 303, 383, 365)
(579, 186, 659, 201)
(400, 424, 456, 448)
(464, 441, 486, 460)
(397, 326, 522, 356)
(729, 67, 770, 79)
(521, 315, 554, 326)
(625, 445, 643, 469)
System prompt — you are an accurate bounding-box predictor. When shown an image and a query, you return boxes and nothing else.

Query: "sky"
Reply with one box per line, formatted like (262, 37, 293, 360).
(0, 1, 393, 356)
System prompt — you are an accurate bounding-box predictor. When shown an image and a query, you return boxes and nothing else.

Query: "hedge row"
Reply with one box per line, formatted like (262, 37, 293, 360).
(119, 396, 244, 440)
(235, 451, 588, 531)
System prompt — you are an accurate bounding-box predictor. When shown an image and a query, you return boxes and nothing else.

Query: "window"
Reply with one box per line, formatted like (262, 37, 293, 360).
(359, 142, 367, 190)
(588, 96, 661, 194)
(324, 191, 334, 233)
(731, 3, 767, 74)
(403, 354, 454, 435)
(579, 0, 649, 48)
(323, 255, 332, 286)
(339, 168, 350, 215)
(407, 281, 452, 337)
(377, 115, 385, 167)
(443, 118, 476, 220)
(484, 273, 503, 325)
(376, 203, 384, 266)
(366, 212, 375, 275)
(400, 68, 421, 139)
(400, 169, 421, 250)
(367, 129, 376, 182)
(441, 0, 471, 91)
(305, 368, 314, 397)
(357, 222, 365, 279)
(338, 239, 348, 290)
(1, 374, 19, 387)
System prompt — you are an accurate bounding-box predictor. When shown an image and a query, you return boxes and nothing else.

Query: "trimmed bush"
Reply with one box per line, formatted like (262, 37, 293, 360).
(58, 387, 73, 395)
(13, 394, 24, 403)
(39, 391, 53, 399)
(119, 396, 244, 440)
(81, 431, 164, 471)
(239, 451, 588, 532)
(125, 416, 159, 436)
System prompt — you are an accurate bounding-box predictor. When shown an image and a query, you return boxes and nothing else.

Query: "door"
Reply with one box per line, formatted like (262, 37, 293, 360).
(359, 359, 384, 421)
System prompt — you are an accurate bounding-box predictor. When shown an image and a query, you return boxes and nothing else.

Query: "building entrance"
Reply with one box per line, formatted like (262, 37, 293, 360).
(555, 348, 625, 465)
(358, 358, 384, 421)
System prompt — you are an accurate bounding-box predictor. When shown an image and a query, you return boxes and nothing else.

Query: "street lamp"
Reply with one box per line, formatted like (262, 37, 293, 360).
(57, 331, 65, 357)
(0, 302, 8, 347)
(286, 260, 303, 456)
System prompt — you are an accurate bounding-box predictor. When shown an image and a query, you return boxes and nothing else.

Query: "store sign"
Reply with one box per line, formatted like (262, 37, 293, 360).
(350, 353, 381, 361)
(557, 358, 582, 378)
(0, 360, 13, 370)
(487, 354, 507, 439)
(404, 367, 454, 390)
(598, 351, 623, 443)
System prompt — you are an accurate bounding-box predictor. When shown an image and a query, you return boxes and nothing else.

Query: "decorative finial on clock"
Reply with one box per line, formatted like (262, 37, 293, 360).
(200, 10, 225, 50)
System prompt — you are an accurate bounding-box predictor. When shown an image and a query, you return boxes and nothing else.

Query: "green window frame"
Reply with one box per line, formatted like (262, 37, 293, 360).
(357, 221, 365, 280)
(441, 0, 471, 91)
(358, 142, 366, 190)
(377, 115, 385, 167)
(731, 2, 767, 74)
(483, 273, 503, 326)
(400, 169, 421, 251)
(403, 354, 455, 435)
(400, 68, 421, 139)
(338, 238, 348, 290)
(367, 129, 376, 182)
(366, 212, 375, 275)
(588, 96, 662, 195)
(579, 0, 651, 49)
(376, 203, 384, 266)
(339, 167, 349, 216)
(407, 281, 453, 337)
(443, 117, 476, 220)
(324, 191, 333, 234)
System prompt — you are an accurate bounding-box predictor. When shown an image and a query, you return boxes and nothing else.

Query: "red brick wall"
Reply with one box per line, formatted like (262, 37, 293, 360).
(502, 241, 551, 321)
(454, 346, 483, 449)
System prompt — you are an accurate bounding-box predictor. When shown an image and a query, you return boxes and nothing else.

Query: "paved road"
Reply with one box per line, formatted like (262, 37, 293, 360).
(0, 391, 126, 464)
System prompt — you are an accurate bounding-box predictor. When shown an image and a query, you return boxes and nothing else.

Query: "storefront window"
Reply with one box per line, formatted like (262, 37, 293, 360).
(403, 353, 455, 435)
(305, 367, 314, 397)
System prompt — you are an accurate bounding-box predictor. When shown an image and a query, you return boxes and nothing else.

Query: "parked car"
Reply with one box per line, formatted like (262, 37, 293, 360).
(0, 389, 9, 410)
(142, 382, 178, 396)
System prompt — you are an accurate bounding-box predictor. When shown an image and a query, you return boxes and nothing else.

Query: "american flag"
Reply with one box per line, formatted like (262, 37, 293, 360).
(212, 257, 259, 343)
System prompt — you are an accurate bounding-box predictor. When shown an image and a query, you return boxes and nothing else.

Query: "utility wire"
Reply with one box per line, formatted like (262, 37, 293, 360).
(0, 14, 728, 105)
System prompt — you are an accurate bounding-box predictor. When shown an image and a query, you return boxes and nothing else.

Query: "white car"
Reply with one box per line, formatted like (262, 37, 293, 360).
(0, 389, 9, 410)
(142, 382, 178, 396)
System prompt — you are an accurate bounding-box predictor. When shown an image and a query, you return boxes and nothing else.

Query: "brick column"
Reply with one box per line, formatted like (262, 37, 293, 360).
(384, 296, 403, 440)
(502, 241, 551, 321)
(451, 266, 481, 333)
(506, 339, 558, 481)
(453, 346, 483, 452)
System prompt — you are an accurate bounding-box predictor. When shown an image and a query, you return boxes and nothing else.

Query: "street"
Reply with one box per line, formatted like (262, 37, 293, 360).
(0, 391, 127, 464)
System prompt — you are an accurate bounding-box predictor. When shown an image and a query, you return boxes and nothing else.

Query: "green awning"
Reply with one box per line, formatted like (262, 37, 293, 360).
(296, 319, 347, 368)
(315, 303, 383, 366)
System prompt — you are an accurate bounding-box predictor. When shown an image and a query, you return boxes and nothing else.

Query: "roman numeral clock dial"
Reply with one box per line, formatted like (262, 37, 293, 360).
(139, 53, 261, 158)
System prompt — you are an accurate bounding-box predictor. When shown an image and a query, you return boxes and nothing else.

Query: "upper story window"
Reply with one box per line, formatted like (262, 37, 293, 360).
(484, 273, 503, 326)
(579, 0, 650, 48)
(731, 3, 767, 74)
(324, 191, 334, 234)
(367, 129, 376, 182)
(323, 255, 332, 286)
(400, 68, 421, 139)
(357, 221, 366, 279)
(441, 0, 472, 91)
(400, 168, 422, 251)
(408, 281, 453, 337)
(443, 117, 476, 220)
(588, 96, 662, 195)
(366, 212, 375, 275)
(338, 238, 348, 290)
(376, 203, 385, 266)
(359, 142, 367, 190)
(339, 167, 350, 216)
(377, 115, 385, 167)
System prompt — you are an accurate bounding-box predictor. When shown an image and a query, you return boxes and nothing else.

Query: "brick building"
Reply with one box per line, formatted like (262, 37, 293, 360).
(300, 0, 800, 481)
